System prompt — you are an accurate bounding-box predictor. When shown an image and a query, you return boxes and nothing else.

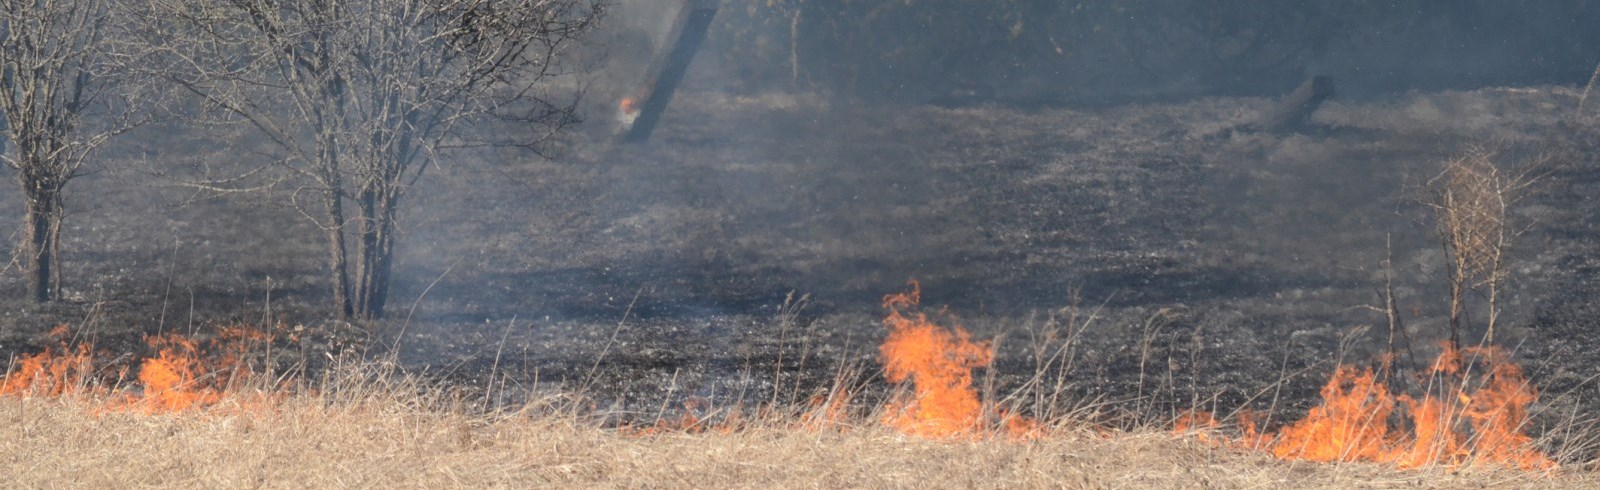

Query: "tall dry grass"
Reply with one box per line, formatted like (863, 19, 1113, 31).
(1, 356, 1592, 489)
(1, 274, 1590, 487)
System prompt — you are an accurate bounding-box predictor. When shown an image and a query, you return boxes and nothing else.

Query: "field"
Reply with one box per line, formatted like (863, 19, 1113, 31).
(4, 84, 1600, 484)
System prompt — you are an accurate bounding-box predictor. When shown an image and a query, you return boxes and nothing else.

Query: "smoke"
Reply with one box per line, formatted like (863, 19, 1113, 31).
(308, 1, 1600, 433)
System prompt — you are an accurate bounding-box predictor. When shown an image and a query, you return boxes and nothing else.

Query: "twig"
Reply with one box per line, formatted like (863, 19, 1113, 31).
(580, 287, 643, 396)
(392, 258, 460, 351)
(158, 238, 181, 335)
(485, 315, 518, 409)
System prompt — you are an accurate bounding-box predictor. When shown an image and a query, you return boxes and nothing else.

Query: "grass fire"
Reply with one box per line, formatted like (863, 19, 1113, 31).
(9, 2, 1600, 487)
(2, 325, 282, 413)
(1, 284, 1584, 487)
(1176, 344, 1555, 472)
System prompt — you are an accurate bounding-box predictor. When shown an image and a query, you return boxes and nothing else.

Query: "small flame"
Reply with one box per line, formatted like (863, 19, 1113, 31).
(624, 397, 711, 436)
(802, 389, 854, 432)
(617, 96, 642, 126)
(878, 281, 996, 438)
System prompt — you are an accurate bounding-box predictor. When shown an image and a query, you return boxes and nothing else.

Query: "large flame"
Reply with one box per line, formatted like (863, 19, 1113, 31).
(1272, 365, 1398, 462)
(1180, 343, 1554, 471)
(134, 334, 225, 412)
(878, 281, 996, 438)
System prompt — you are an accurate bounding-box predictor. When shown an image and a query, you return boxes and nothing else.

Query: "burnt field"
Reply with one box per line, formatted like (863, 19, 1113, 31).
(3, 86, 1600, 432)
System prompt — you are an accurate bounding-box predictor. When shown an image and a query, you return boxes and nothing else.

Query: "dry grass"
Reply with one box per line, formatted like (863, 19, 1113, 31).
(1, 304, 1589, 488)
(0, 378, 1589, 489)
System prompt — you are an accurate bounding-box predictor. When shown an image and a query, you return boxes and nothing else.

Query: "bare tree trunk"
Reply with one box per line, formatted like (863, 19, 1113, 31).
(22, 182, 62, 303)
(353, 181, 398, 319)
(325, 184, 352, 318)
(1447, 263, 1462, 353)
(1, 0, 127, 303)
(319, 139, 353, 318)
(789, 6, 802, 89)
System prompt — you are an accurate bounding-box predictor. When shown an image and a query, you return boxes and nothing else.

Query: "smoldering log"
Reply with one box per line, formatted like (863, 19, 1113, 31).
(1259, 76, 1335, 132)
(618, 0, 718, 144)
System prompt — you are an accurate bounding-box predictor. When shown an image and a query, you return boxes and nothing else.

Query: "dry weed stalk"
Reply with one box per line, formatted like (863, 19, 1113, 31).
(996, 298, 1105, 429)
(1580, 62, 1600, 117)
(1426, 148, 1537, 349)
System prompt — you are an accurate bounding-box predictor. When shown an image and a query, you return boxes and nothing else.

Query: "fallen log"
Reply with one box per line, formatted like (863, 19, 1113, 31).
(1258, 75, 1335, 133)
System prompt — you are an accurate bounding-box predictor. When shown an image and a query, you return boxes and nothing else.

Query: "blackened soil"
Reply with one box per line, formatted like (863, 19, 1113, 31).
(4, 87, 1600, 444)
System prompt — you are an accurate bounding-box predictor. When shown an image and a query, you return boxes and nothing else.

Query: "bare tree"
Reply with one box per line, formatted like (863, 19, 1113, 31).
(0, 0, 141, 302)
(137, 0, 602, 319)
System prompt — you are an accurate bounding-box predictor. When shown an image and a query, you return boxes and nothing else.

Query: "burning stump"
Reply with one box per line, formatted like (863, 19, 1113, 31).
(615, 0, 719, 144)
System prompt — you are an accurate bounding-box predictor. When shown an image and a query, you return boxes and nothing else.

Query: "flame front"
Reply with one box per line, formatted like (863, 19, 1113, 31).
(2, 325, 280, 414)
(879, 281, 995, 438)
(0, 325, 94, 397)
(1183, 343, 1555, 471)
(1272, 366, 1397, 462)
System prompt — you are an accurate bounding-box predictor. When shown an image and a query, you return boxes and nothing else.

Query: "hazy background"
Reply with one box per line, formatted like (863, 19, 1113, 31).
(588, 0, 1600, 105)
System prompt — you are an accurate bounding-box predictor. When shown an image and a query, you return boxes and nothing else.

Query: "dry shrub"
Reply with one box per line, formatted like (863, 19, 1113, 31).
(1426, 147, 1538, 348)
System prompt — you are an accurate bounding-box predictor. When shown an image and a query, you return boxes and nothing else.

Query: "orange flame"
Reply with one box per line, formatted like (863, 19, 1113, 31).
(1415, 345, 1550, 470)
(2, 325, 282, 414)
(802, 389, 854, 432)
(1181, 343, 1554, 472)
(878, 281, 996, 438)
(1272, 365, 1398, 462)
(1173, 409, 1266, 449)
(132, 334, 224, 413)
(619, 97, 640, 115)
(0, 325, 95, 397)
(1173, 410, 1224, 446)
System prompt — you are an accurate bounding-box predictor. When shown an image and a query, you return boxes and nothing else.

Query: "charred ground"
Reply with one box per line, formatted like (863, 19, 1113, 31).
(2, 86, 1599, 439)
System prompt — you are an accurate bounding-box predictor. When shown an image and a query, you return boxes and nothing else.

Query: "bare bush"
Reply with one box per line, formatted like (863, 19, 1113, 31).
(1426, 148, 1538, 349)
(133, 0, 603, 319)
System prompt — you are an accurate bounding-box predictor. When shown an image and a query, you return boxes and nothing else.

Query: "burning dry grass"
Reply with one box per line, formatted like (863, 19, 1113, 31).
(1177, 344, 1555, 472)
(0, 287, 1585, 487)
(1, 324, 285, 414)
(3, 392, 1590, 489)
(0, 366, 1589, 487)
